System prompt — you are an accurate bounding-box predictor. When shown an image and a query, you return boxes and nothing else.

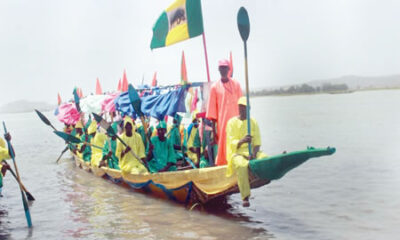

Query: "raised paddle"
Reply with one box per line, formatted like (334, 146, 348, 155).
(92, 113, 149, 170)
(3, 122, 33, 228)
(2, 160, 35, 201)
(237, 7, 252, 156)
(35, 109, 57, 131)
(128, 84, 148, 135)
(53, 131, 103, 150)
(73, 87, 81, 112)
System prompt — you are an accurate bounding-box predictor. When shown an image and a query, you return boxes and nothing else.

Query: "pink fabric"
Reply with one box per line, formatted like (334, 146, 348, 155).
(57, 103, 80, 125)
(101, 92, 120, 113)
(206, 78, 242, 166)
(191, 88, 198, 112)
(122, 70, 128, 92)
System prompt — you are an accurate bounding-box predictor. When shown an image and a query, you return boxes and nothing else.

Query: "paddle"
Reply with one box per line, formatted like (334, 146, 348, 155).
(2, 160, 35, 201)
(53, 131, 103, 150)
(35, 109, 57, 131)
(128, 84, 148, 135)
(73, 87, 81, 112)
(237, 7, 252, 156)
(3, 122, 33, 228)
(55, 146, 69, 164)
(92, 113, 149, 170)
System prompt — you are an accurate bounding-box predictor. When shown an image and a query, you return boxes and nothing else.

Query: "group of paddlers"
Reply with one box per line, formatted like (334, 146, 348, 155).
(61, 59, 267, 207)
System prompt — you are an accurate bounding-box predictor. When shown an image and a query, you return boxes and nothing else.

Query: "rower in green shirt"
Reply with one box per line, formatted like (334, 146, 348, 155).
(100, 122, 120, 169)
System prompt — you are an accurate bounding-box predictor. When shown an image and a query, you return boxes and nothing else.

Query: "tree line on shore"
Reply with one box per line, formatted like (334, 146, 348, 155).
(250, 83, 349, 96)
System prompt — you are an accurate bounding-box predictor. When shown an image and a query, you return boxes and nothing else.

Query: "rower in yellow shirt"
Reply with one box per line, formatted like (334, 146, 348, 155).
(226, 97, 267, 207)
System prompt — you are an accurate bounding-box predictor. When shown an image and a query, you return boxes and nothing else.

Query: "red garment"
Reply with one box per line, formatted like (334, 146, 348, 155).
(206, 78, 242, 165)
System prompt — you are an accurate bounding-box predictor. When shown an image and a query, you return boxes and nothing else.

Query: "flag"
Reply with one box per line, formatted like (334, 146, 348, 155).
(57, 93, 62, 105)
(152, 72, 158, 87)
(117, 78, 122, 91)
(150, 0, 204, 49)
(191, 88, 198, 112)
(228, 51, 233, 78)
(96, 78, 103, 95)
(181, 51, 188, 85)
(122, 70, 129, 92)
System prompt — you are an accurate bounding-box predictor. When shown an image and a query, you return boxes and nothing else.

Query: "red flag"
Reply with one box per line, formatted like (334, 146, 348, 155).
(122, 70, 129, 92)
(57, 93, 62, 105)
(117, 78, 122, 91)
(191, 88, 198, 112)
(181, 51, 188, 85)
(96, 78, 102, 94)
(78, 88, 83, 98)
(228, 51, 233, 78)
(151, 72, 157, 87)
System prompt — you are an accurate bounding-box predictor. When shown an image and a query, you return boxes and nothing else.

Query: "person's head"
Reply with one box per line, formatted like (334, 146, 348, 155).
(191, 111, 199, 128)
(238, 97, 248, 120)
(218, 59, 230, 78)
(124, 116, 135, 136)
(75, 120, 83, 135)
(173, 114, 182, 126)
(156, 120, 167, 140)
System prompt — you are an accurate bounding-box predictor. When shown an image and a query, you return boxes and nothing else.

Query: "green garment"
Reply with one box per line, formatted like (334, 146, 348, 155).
(102, 138, 120, 170)
(168, 125, 184, 160)
(80, 134, 93, 162)
(147, 136, 177, 173)
(137, 125, 154, 154)
(199, 155, 209, 168)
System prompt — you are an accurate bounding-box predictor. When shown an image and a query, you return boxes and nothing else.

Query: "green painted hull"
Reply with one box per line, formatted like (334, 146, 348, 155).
(249, 147, 336, 181)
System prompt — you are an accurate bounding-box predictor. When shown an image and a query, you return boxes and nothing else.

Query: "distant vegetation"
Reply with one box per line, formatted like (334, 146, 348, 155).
(0, 100, 55, 114)
(251, 83, 350, 96)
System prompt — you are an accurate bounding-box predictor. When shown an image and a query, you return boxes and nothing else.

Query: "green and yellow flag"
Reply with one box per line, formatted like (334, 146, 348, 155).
(150, 0, 204, 49)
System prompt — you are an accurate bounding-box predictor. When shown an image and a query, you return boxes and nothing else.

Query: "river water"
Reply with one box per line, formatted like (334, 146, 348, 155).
(0, 90, 399, 240)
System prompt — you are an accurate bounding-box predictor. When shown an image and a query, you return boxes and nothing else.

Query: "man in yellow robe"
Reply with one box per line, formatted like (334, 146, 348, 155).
(90, 121, 108, 167)
(115, 116, 148, 175)
(226, 97, 267, 207)
(0, 134, 11, 197)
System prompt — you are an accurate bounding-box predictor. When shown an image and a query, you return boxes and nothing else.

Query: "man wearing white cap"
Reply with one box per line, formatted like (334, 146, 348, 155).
(206, 59, 243, 166)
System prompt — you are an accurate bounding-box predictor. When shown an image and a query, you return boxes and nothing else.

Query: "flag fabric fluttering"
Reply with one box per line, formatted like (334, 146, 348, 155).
(181, 51, 188, 85)
(122, 70, 129, 92)
(78, 88, 83, 98)
(190, 88, 198, 112)
(117, 79, 122, 91)
(57, 93, 62, 105)
(228, 51, 233, 78)
(96, 78, 103, 95)
(150, 0, 204, 49)
(152, 72, 158, 87)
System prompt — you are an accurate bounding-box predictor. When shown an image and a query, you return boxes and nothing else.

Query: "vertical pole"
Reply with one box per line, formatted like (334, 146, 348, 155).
(202, 33, 211, 82)
(243, 42, 252, 156)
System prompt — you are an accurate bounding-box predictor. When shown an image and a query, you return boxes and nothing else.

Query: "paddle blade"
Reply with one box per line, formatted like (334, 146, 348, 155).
(73, 88, 81, 112)
(128, 84, 144, 117)
(92, 113, 114, 135)
(25, 191, 35, 201)
(54, 131, 81, 144)
(35, 109, 52, 126)
(237, 7, 250, 42)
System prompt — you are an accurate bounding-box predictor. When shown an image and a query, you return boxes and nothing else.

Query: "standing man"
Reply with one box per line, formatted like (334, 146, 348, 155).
(206, 59, 243, 166)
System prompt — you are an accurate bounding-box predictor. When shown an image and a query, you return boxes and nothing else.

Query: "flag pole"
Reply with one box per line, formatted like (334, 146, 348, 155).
(202, 33, 211, 83)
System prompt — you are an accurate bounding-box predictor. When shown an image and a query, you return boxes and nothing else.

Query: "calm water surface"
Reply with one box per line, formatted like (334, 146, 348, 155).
(0, 90, 399, 240)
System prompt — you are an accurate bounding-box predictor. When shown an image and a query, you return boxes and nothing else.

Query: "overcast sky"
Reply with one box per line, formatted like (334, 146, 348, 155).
(0, 0, 399, 104)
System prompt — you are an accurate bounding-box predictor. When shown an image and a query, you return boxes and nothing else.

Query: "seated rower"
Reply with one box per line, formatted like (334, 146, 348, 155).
(0, 133, 11, 197)
(69, 120, 83, 153)
(100, 122, 120, 169)
(226, 97, 267, 207)
(146, 120, 176, 173)
(116, 116, 148, 175)
(78, 120, 97, 162)
(90, 122, 107, 167)
(168, 114, 184, 160)
(187, 112, 201, 167)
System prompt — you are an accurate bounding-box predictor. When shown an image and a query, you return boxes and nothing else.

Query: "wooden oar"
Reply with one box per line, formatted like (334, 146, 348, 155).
(53, 131, 103, 150)
(55, 146, 69, 164)
(35, 109, 57, 131)
(3, 122, 32, 228)
(2, 160, 35, 201)
(128, 84, 148, 135)
(92, 113, 149, 170)
(237, 7, 252, 156)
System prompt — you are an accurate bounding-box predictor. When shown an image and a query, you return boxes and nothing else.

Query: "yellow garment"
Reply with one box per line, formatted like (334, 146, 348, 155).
(0, 138, 10, 160)
(90, 132, 107, 167)
(116, 117, 148, 174)
(225, 116, 267, 200)
(87, 121, 97, 134)
(187, 127, 199, 164)
(75, 120, 83, 129)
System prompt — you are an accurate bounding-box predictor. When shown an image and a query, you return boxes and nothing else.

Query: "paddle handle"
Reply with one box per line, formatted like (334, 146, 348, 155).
(2, 160, 33, 200)
(243, 42, 252, 157)
(115, 135, 148, 170)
